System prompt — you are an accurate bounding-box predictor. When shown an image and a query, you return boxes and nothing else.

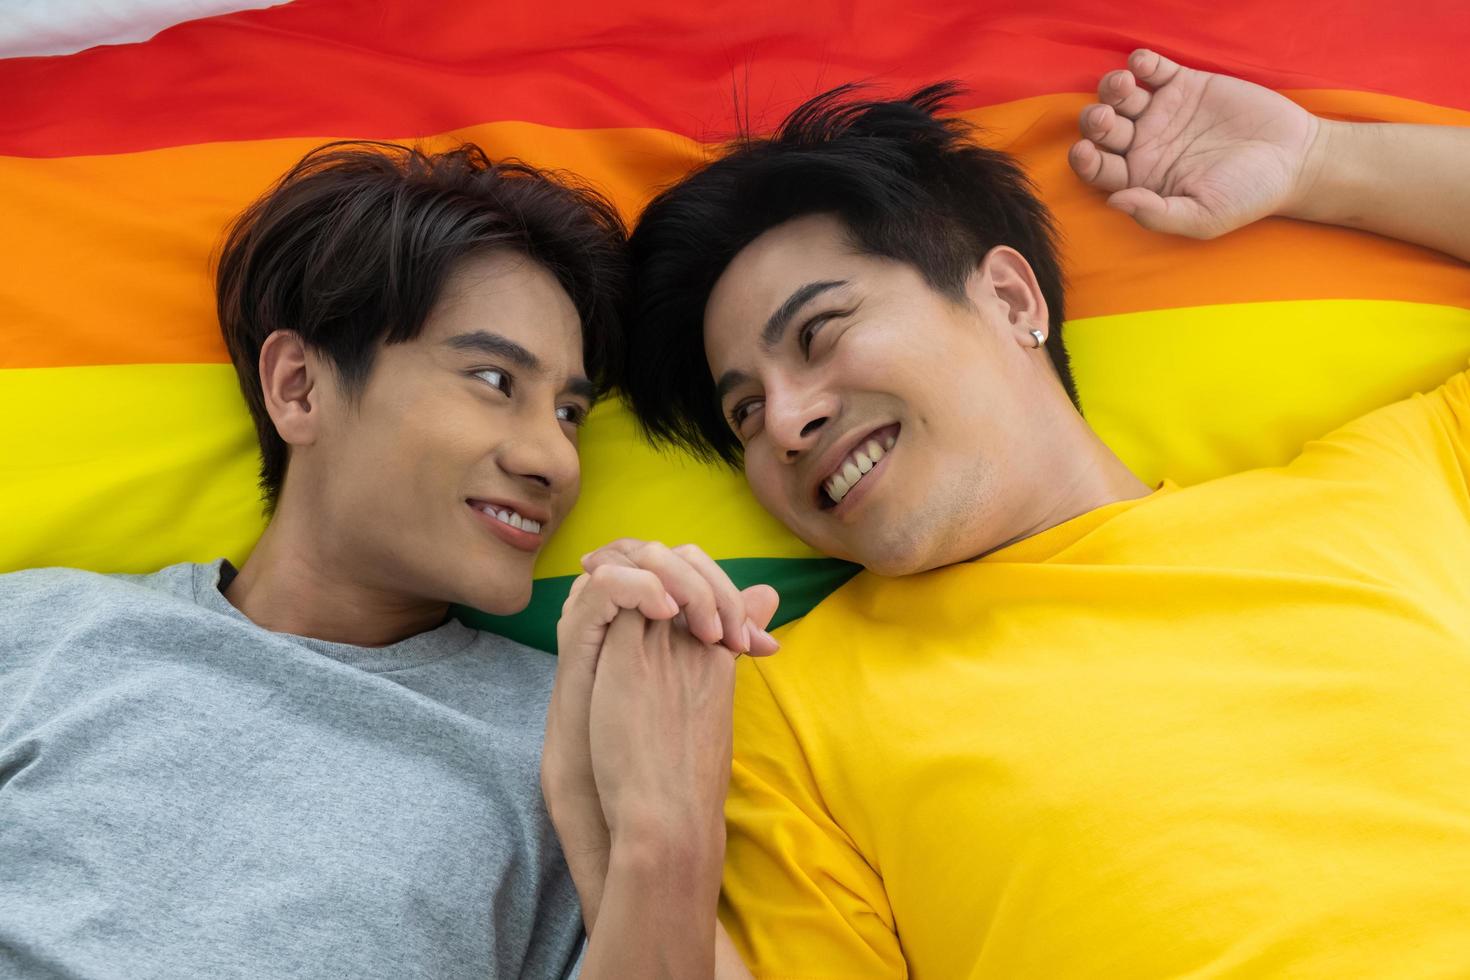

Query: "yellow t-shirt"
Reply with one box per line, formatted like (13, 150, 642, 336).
(722, 369, 1470, 978)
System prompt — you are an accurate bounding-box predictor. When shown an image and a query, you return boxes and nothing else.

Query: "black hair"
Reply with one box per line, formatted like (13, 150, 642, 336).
(624, 82, 1072, 464)
(215, 140, 628, 510)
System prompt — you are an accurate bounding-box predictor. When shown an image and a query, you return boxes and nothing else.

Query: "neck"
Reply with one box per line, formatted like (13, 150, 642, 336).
(994, 410, 1152, 554)
(224, 500, 450, 648)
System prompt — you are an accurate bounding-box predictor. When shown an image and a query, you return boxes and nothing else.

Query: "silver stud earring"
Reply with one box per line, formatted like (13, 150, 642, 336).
(1030, 329, 1045, 349)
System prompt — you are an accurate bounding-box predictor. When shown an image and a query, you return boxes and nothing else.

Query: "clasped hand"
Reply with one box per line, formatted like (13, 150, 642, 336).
(542, 539, 779, 932)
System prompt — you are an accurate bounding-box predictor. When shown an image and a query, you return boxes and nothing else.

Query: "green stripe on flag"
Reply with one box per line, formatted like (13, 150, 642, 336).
(455, 557, 861, 653)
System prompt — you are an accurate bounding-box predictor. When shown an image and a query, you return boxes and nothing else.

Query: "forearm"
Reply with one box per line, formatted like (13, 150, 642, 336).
(578, 828, 725, 979)
(1287, 119, 1470, 263)
(556, 814, 610, 934)
(542, 743, 611, 932)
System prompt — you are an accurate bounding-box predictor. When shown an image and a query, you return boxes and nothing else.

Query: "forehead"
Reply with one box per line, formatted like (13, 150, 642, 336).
(706, 214, 848, 323)
(703, 214, 871, 370)
(421, 249, 584, 369)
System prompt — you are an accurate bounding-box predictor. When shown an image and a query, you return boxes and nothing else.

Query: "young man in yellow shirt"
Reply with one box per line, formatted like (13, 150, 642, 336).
(546, 50, 1470, 975)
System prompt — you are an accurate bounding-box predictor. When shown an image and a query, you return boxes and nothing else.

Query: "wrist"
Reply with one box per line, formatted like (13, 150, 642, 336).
(580, 825, 723, 978)
(609, 805, 726, 885)
(605, 834, 724, 923)
(1281, 117, 1360, 225)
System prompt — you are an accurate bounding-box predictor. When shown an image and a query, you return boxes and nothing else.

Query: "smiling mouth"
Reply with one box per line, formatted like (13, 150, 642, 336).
(468, 501, 543, 534)
(818, 424, 900, 509)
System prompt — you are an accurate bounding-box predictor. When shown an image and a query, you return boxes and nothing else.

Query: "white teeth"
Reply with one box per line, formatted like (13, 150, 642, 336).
(822, 431, 898, 505)
(480, 505, 541, 535)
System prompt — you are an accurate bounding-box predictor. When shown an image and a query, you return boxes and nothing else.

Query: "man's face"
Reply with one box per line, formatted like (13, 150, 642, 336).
(704, 214, 1061, 575)
(303, 250, 588, 614)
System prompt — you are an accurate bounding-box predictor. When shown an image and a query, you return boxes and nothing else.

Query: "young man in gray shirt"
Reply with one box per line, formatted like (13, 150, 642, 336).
(0, 142, 776, 979)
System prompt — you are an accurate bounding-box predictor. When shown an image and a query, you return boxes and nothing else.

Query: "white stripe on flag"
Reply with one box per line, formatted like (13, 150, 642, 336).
(0, 0, 290, 58)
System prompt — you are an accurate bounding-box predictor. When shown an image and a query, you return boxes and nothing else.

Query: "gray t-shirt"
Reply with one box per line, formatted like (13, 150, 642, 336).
(0, 561, 583, 979)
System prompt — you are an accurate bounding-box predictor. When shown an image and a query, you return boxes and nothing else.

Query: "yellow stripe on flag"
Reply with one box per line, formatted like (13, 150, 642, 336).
(1071, 299, 1470, 487)
(0, 362, 819, 578)
(4, 299, 1466, 577)
(0, 364, 266, 574)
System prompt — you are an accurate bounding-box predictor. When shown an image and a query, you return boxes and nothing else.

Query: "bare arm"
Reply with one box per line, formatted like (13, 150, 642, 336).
(545, 544, 776, 977)
(1069, 48, 1470, 263)
(579, 814, 723, 977)
(1288, 120, 1470, 263)
(579, 835, 754, 978)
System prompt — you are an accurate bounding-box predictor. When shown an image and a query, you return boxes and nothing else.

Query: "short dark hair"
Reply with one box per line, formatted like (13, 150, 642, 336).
(216, 140, 628, 510)
(623, 82, 1072, 465)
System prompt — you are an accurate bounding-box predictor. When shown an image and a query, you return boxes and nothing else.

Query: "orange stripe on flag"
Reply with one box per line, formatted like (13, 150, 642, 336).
(3, 91, 1467, 370)
(1, 123, 702, 368)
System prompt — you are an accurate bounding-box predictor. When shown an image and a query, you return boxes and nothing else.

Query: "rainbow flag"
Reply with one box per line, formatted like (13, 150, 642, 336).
(4, 0, 1468, 650)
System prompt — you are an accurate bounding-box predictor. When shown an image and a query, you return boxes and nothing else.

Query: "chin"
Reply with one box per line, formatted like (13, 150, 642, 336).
(861, 554, 931, 577)
(466, 578, 535, 616)
(847, 533, 938, 578)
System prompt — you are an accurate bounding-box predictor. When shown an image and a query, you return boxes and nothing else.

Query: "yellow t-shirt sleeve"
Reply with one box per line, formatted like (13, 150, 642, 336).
(1393, 367, 1470, 513)
(720, 661, 906, 979)
(1301, 366, 1470, 510)
(1425, 366, 1470, 489)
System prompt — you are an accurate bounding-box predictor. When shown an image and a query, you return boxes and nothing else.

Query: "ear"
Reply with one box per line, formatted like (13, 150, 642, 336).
(966, 246, 1050, 348)
(258, 330, 324, 448)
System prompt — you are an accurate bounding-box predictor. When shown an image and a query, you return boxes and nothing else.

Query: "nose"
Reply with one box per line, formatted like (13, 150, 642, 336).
(497, 411, 580, 493)
(764, 377, 836, 461)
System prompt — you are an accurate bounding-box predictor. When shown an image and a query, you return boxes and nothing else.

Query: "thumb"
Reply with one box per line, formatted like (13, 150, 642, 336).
(740, 584, 780, 630)
(1107, 187, 1215, 239)
(740, 584, 782, 657)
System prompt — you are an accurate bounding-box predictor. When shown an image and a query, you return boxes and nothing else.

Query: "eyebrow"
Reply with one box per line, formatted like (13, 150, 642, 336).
(759, 279, 848, 352)
(714, 369, 751, 404)
(446, 330, 540, 369)
(445, 329, 595, 400)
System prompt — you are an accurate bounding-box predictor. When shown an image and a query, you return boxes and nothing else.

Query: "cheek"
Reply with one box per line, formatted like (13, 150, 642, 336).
(559, 469, 582, 516)
(744, 458, 792, 516)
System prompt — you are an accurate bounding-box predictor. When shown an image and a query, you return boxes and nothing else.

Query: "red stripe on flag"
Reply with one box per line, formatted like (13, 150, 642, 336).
(2, 0, 1467, 157)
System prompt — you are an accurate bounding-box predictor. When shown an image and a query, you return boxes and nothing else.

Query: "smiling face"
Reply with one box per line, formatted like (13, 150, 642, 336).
(296, 250, 589, 614)
(704, 213, 1074, 575)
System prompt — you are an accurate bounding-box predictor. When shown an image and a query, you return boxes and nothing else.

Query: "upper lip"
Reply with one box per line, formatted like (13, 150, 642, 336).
(467, 497, 552, 525)
(808, 423, 895, 506)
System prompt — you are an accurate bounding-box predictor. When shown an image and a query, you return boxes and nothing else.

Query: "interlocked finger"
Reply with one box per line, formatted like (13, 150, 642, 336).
(583, 540, 727, 647)
(582, 539, 758, 652)
(671, 543, 751, 653)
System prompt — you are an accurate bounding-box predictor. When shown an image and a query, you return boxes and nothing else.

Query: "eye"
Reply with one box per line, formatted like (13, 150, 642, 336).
(799, 309, 852, 357)
(556, 403, 589, 426)
(798, 316, 827, 356)
(728, 397, 763, 434)
(474, 368, 512, 396)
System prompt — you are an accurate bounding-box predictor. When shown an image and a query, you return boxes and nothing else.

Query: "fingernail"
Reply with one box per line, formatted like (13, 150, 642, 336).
(741, 622, 753, 653)
(664, 594, 680, 616)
